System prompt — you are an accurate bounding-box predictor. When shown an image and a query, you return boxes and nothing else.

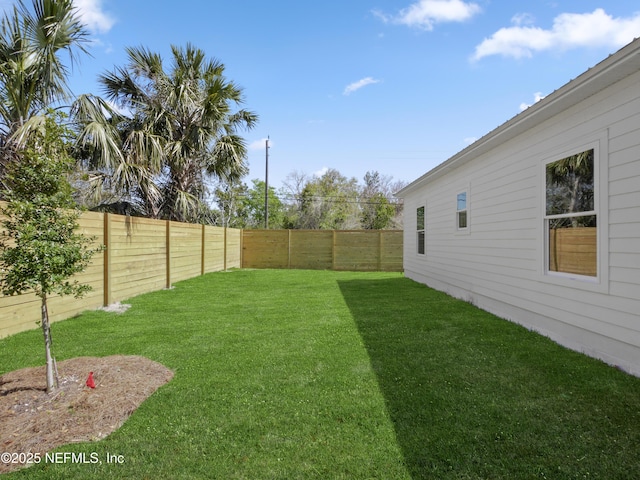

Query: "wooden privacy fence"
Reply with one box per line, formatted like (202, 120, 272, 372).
(1, 209, 402, 338)
(549, 226, 597, 276)
(0, 209, 241, 338)
(242, 230, 403, 272)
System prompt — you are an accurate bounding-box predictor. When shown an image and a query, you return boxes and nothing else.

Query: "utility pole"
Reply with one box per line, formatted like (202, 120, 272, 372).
(264, 136, 269, 229)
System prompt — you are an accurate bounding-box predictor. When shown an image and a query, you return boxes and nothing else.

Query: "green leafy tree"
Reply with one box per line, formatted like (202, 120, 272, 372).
(0, 0, 89, 189)
(360, 171, 395, 229)
(0, 113, 99, 393)
(361, 192, 395, 229)
(298, 169, 359, 229)
(242, 179, 285, 229)
(213, 178, 250, 228)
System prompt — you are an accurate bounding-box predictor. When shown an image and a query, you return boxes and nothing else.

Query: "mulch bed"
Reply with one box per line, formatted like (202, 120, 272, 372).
(0, 355, 173, 474)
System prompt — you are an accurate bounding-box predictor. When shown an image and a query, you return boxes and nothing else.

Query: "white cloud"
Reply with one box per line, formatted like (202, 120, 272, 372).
(463, 136, 478, 145)
(343, 77, 381, 95)
(374, 0, 481, 31)
(73, 0, 116, 34)
(249, 138, 272, 151)
(472, 8, 640, 61)
(314, 167, 329, 178)
(519, 92, 546, 111)
(511, 12, 535, 27)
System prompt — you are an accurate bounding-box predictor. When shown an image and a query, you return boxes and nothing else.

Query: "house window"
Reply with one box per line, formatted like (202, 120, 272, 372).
(456, 192, 468, 229)
(545, 148, 596, 277)
(416, 206, 425, 255)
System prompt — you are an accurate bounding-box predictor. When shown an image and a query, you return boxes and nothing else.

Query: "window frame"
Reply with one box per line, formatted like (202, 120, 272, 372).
(416, 204, 425, 255)
(455, 189, 469, 233)
(540, 136, 608, 291)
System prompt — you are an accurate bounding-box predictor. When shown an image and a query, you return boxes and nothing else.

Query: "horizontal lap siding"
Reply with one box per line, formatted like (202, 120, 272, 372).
(609, 107, 640, 302)
(403, 69, 640, 373)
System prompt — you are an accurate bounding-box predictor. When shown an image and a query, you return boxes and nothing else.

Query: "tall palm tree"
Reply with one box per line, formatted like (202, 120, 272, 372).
(546, 149, 594, 223)
(75, 43, 258, 222)
(0, 0, 89, 189)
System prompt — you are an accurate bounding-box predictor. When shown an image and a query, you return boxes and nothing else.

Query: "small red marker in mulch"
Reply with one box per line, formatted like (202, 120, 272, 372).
(86, 372, 95, 389)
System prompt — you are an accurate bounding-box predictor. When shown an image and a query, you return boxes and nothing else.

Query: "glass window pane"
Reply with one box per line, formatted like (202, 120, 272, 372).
(417, 231, 425, 255)
(457, 192, 466, 211)
(416, 206, 425, 231)
(546, 149, 594, 215)
(548, 215, 597, 276)
(458, 211, 467, 229)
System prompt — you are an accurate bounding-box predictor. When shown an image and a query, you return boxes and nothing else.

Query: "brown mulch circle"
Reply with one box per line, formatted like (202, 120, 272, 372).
(0, 355, 173, 474)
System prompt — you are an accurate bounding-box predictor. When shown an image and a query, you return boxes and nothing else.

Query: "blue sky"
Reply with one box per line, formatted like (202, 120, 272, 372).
(6, 0, 640, 190)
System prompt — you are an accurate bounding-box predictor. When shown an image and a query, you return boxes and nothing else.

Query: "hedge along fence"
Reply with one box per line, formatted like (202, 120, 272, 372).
(0, 207, 241, 339)
(241, 229, 403, 272)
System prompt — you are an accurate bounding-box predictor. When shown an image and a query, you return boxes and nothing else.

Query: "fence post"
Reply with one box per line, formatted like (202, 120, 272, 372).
(223, 227, 227, 271)
(240, 229, 244, 268)
(165, 220, 171, 288)
(201, 224, 206, 276)
(103, 213, 112, 306)
(332, 230, 337, 270)
(377, 230, 383, 272)
(288, 229, 292, 269)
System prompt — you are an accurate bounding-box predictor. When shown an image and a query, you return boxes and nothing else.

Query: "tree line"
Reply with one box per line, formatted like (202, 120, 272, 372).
(213, 169, 406, 230)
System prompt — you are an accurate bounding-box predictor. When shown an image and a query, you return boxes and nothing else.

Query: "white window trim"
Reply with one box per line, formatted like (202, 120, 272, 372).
(416, 204, 426, 256)
(539, 133, 609, 293)
(455, 187, 470, 234)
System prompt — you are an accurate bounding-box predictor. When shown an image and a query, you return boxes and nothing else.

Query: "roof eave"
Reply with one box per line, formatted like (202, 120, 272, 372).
(396, 38, 640, 198)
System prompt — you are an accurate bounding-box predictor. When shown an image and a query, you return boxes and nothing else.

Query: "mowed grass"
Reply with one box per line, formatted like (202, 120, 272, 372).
(1, 269, 640, 479)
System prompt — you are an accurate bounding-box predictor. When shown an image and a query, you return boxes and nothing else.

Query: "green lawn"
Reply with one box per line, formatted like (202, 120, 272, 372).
(2, 269, 640, 479)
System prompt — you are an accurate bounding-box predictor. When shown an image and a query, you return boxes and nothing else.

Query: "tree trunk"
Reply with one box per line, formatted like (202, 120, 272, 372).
(40, 293, 56, 393)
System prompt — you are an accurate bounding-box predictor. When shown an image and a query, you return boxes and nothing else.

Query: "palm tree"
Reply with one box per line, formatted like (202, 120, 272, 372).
(0, 0, 89, 189)
(546, 149, 594, 224)
(75, 44, 258, 222)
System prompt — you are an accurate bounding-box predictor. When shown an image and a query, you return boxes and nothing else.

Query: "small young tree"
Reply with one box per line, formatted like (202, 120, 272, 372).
(0, 113, 99, 393)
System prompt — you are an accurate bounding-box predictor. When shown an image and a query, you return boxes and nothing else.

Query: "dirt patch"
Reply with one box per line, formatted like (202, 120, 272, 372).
(0, 355, 173, 474)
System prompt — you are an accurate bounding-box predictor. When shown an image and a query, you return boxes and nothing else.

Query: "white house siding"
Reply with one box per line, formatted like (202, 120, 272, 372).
(400, 55, 640, 375)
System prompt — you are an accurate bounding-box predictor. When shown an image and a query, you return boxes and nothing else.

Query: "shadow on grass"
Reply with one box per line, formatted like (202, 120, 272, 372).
(338, 276, 640, 479)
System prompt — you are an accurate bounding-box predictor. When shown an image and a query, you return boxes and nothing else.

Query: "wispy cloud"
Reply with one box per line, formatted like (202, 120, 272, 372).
(472, 8, 640, 61)
(373, 0, 481, 31)
(519, 92, 546, 111)
(249, 138, 272, 151)
(314, 167, 329, 178)
(343, 77, 381, 96)
(73, 0, 116, 34)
